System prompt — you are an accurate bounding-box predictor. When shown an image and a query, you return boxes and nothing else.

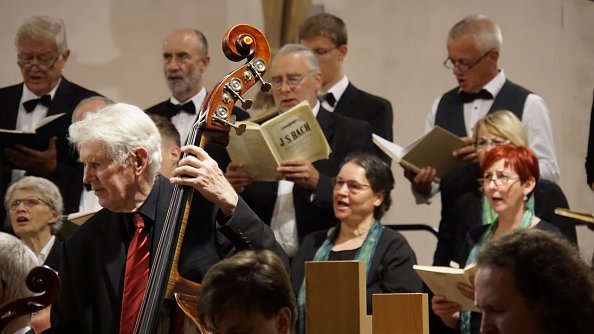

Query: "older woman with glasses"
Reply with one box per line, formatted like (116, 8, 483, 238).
(432, 145, 560, 334)
(5, 176, 65, 271)
(290, 152, 422, 334)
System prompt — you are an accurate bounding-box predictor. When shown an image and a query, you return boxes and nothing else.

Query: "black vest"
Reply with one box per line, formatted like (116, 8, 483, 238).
(435, 79, 531, 136)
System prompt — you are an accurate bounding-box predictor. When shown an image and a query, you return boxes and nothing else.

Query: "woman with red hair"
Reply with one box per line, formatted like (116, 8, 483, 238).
(432, 145, 560, 334)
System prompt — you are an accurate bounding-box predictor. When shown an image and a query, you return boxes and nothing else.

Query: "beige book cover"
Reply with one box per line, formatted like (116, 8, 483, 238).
(413, 263, 480, 312)
(66, 209, 99, 226)
(226, 101, 331, 181)
(372, 126, 466, 182)
(554, 208, 594, 225)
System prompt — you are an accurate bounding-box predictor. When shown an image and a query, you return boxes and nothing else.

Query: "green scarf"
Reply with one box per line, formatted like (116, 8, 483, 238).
(296, 220, 383, 334)
(460, 199, 534, 334)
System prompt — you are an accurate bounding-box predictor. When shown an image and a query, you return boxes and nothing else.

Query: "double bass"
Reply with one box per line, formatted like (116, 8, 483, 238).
(133, 24, 271, 333)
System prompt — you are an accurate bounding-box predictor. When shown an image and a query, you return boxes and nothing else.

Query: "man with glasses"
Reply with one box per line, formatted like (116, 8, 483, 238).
(0, 16, 101, 232)
(407, 14, 559, 200)
(299, 13, 393, 162)
(145, 28, 248, 170)
(226, 44, 373, 257)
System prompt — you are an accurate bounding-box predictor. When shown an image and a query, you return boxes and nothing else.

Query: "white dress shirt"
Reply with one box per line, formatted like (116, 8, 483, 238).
(38, 235, 56, 264)
(169, 87, 206, 144)
(270, 101, 321, 257)
(12, 82, 60, 183)
(320, 75, 349, 112)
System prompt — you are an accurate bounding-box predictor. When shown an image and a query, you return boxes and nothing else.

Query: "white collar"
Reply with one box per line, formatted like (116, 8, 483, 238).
(311, 100, 321, 117)
(323, 75, 349, 102)
(38, 235, 56, 264)
(169, 87, 206, 110)
(482, 69, 506, 97)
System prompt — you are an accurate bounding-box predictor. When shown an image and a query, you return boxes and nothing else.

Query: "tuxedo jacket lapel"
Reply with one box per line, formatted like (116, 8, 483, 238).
(0, 84, 23, 129)
(334, 83, 359, 117)
(49, 77, 74, 116)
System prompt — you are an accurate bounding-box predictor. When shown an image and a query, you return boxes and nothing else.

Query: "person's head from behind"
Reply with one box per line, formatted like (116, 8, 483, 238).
(445, 14, 501, 93)
(473, 110, 527, 162)
(162, 28, 210, 102)
(4, 176, 64, 240)
(479, 145, 538, 215)
(333, 153, 394, 223)
(15, 16, 70, 96)
(72, 96, 114, 123)
(475, 229, 594, 334)
(149, 114, 181, 179)
(69, 103, 161, 212)
(0, 232, 39, 303)
(270, 44, 323, 113)
(197, 250, 295, 334)
(298, 13, 348, 88)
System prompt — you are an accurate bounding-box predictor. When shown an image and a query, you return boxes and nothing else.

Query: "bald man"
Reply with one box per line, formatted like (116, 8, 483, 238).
(145, 28, 249, 170)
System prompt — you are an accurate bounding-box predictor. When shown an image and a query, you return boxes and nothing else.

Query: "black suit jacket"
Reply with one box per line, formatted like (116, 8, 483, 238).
(335, 83, 393, 161)
(44, 237, 63, 271)
(0, 77, 100, 227)
(145, 100, 249, 171)
(240, 108, 375, 241)
(52, 176, 286, 333)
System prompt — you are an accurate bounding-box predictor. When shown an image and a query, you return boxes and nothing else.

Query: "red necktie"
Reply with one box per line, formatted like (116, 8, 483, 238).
(119, 213, 150, 334)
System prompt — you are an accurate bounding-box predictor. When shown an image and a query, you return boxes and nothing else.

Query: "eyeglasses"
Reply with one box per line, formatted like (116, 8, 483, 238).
(7, 197, 51, 210)
(17, 53, 61, 70)
(443, 50, 493, 72)
(332, 177, 372, 194)
(311, 47, 337, 56)
(477, 176, 519, 188)
(271, 71, 312, 90)
(474, 139, 510, 150)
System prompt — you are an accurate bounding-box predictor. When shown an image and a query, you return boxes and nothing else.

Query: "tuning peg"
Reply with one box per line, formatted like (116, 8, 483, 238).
(248, 60, 271, 93)
(224, 79, 253, 110)
(213, 108, 247, 135)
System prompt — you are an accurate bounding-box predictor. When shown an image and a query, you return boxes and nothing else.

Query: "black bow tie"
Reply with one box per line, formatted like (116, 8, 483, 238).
(23, 95, 52, 112)
(166, 100, 196, 116)
(459, 89, 493, 103)
(323, 92, 336, 107)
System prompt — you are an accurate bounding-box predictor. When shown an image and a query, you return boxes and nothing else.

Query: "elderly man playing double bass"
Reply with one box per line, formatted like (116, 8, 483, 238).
(51, 103, 286, 333)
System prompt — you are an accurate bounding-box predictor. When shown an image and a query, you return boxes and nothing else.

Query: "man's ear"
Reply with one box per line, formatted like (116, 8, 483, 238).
(275, 307, 293, 334)
(132, 147, 149, 175)
(337, 44, 348, 61)
(170, 145, 181, 163)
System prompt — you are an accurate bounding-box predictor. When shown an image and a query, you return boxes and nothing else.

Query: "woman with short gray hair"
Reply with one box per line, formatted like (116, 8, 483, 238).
(5, 176, 64, 270)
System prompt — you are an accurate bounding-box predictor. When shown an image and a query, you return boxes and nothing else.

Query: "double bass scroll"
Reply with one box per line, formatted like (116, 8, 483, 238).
(133, 24, 271, 334)
(0, 266, 61, 331)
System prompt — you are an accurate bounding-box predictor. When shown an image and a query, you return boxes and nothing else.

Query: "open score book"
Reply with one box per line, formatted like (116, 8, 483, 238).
(226, 101, 331, 181)
(372, 126, 466, 182)
(413, 263, 480, 312)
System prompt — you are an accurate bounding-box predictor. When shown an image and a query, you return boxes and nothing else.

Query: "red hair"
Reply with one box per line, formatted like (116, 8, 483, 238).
(480, 145, 540, 183)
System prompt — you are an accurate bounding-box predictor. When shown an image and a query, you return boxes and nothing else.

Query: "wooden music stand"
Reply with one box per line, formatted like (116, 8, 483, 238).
(372, 293, 429, 334)
(305, 261, 371, 334)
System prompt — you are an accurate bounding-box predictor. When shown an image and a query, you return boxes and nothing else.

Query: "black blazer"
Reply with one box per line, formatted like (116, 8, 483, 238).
(51, 176, 286, 333)
(335, 83, 393, 161)
(240, 108, 375, 241)
(44, 237, 63, 271)
(0, 77, 100, 226)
